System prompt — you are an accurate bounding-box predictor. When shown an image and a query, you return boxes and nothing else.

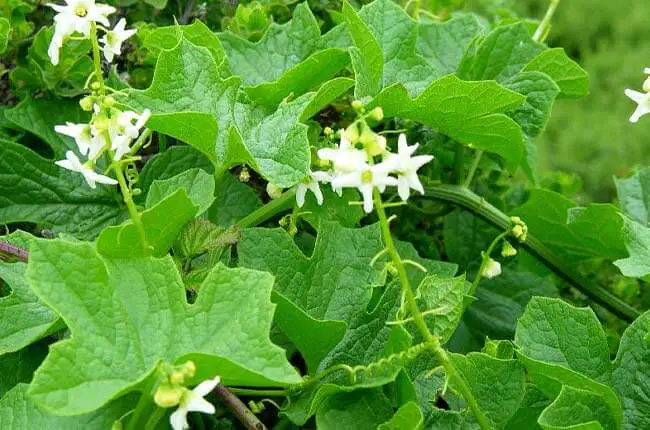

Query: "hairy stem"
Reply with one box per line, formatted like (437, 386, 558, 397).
(533, 0, 560, 42)
(373, 189, 491, 430)
(214, 384, 267, 430)
(114, 164, 148, 252)
(0, 241, 28, 262)
(424, 184, 640, 322)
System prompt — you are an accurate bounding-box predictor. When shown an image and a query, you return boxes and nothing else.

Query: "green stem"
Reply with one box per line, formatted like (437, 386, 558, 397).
(468, 231, 508, 297)
(89, 22, 105, 95)
(114, 163, 148, 252)
(372, 189, 491, 430)
(464, 150, 484, 188)
(424, 184, 640, 322)
(533, 0, 560, 42)
(144, 407, 166, 430)
(228, 388, 289, 397)
(126, 378, 157, 430)
(236, 189, 296, 229)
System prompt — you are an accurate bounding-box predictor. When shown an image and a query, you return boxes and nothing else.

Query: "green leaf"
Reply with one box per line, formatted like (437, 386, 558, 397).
(302, 187, 364, 229)
(417, 274, 466, 344)
(10, 27, 92, 97)
(460, 23, 544, 82)
(144, 21, 227, 69)
(97, 189, 198, 259)
(378, 401, 424, 430)
(0, 384, 135, 429)
(443, 209, 496, 269)
(208, 173, 262, 228)
(523, 48, 590, 99)
(5, 95, 90, 157)
(514, 297, 623, 429)
(146, 168, 215, 216)
(538, 385, 617, 430)
(143, 0, 168, 10)
(416, 13, 487, 77)
(615, 167, 650, 225)
(0, 343, 48, 397)
(505, 384, 550, 430)
(25, 239, 301, 415)
(614, 217, 650, 278)
(372, 75, 526, 170)
(127, 38, 315, 187)
(0, 18, 10, 53)
(612, 310, 650, 429)
(511, 190, 627, 264)
(316, 389, 394, 430)
(0, 261, 60, 355)
(219, 3, 349, 108)
(449, 352, 526, 429)
(0, 140, 125, 239)
(138, 145, 214, 198)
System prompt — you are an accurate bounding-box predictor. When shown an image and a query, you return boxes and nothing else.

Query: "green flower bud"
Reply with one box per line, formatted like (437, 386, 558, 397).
(90, 82, 101, 91)
(359, 129, 386, 156)
(239, 167, 250, 183)
(79, 96, 94, 112)
(266, 183, 283, 200)
(104, 96, 116, 108)
(644, 77, 650, 93)
(351, 100, 363, 111)
(501, 241, 517, 258)
(369, 107, 384, 121)
(182, 360, 196, 378)
(324, 126, 334, 136)
(170, 370, 185, 386)
(343, 123, 360, 143)
(154, 384, 184, 408)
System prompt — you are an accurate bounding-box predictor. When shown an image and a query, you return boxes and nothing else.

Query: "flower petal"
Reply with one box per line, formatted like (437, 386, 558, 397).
(170, 407, 189, 430)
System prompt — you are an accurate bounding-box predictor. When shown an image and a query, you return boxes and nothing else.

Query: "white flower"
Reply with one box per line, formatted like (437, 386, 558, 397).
(100, 18, 136, 63)
(331, 162, 397, 213)
(385, 134, 433, 201)
(482, 259, 501, 279)
(170, 376, 220, 430)
(111, 109, 151, 140)
(54, 122, 93, 156)
(625, 89, 650, 123)
(111, 134, 131, 161)
(47, 0, 115, 65)
(55, 150, 117, 188)
(317, 134, 368, 174)
(296, 171, 331, 207)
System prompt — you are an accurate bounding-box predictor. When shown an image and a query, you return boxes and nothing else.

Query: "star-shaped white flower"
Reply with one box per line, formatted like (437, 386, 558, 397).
(47, 0, 115, 65)
(331, 162, 397, 213)
(110, 109, 151, 140)
(385, 134, 433, 201)
(625, 89, 650, 123)
(111, 134, 131, 161)
(100, 18, 136, 63)
(170, 376, 220, 430)
(317, 134, 368, 174)
(296, 171, 331, 207)
(482, 258, 501, 279)
(55, 150, 117, 188)
(54, 122, 94, 156)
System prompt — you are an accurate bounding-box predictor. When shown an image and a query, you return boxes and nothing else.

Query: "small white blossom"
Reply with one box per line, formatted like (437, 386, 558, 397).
(317, 134, 368, 174)
(55, 150, 117, 188)
(296, 171, 331, 207)
(111, 109, 151, 140)
(100, 18, 136, 63)
(47, 0, 115, 65)
(625, 89, 650, 123)
(110, 134, 131, 161)
(331, 162, 397, 213)
(54, 122, 93, 156)
(385, 134, 433, 201)
(482, 259, 501, 279)
(170, 376, 220, 430)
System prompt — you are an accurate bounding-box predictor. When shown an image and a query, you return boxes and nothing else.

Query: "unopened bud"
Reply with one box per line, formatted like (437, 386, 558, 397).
(359, 130, 386, 156)
(351, 100, 363, 111)
(239, 167, 250, 183)
(182, 361, 196, 378)
(387, 262, 399, 277)
(324, 126, 334, 136)
(643, 77, 650, 93)
(501, 241, 517, 258)
(369, 107, 384, 121)
(482, 258, 501, 279)
(104, 96, 116, 108)
(266, 183, 283, 199)
(79, 96, 94, 111)
(288, 224, 298, 236)
(343, 124, 360, 143)
(90, 82, 101, 91)
(510, 216, 528, 242)
(170, 371, 185, 385)
(154, 384, 184, 408)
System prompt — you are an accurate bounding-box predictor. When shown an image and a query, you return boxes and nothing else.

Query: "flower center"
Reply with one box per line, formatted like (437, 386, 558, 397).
(75, 6, 87, 17)
(361, 170, 373, 184)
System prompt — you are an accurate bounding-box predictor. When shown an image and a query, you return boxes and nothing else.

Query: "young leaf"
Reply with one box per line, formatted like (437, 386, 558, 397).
(0, 18, 10, 53)
(538, 385, 618, 430)
(612, 310, 650, 429)
(25, 239, 301, 415)
(145, 168, 215, 216)
(614, 217, 650, 277)
(616, 167, 650, 225)
(0, 262, 60, 356)
(523, 48, 590, 99)
(417, 274, 466, 344)
(378, 401, 424, 430)
(0, 384, 135, 429)
(0, 140, 125, 239)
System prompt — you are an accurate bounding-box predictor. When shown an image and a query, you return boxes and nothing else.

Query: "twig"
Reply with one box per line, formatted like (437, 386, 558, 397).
(214, 384, 267, 430)
(180, 0, 196, 24)
(0, 241, 28, 262)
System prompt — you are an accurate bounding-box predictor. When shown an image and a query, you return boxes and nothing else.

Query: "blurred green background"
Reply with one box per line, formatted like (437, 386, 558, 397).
(517, 0, 650, 202)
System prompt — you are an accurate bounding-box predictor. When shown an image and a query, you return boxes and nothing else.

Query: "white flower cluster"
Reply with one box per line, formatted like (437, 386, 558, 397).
(625, 68, 650, 123)
(296, 130, 433, 213)
(47, 0, 136, 65)
(55, 104, 151, 188)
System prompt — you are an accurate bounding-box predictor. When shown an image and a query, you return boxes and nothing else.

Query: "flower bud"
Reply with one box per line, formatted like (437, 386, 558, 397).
(104, 96, 116, 108)
(324, 126, 334, 136)
(79, 96, 94, 111)
(369, 107, 384, 121)
(501, 241, 517, 258)
(170, 370, 185, 386)
(154, 384, 184, 408)
(182, 360, 196, 378)
(266, 183, 283, 200)
(90, 82, 101, 91)
(351, 100, 363, 111)
(482, 258, 501, 279)
(343, 124, 360, 143)
(359, 130, 386, 157)
(239, 167, 250, 183)
(643, 77, 650, 93)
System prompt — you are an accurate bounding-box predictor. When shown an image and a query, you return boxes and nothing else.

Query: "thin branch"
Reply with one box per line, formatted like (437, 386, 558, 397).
(214, 384, 267, 430)
(180, 0, 196, 24)
(0, 241, 28, 262)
